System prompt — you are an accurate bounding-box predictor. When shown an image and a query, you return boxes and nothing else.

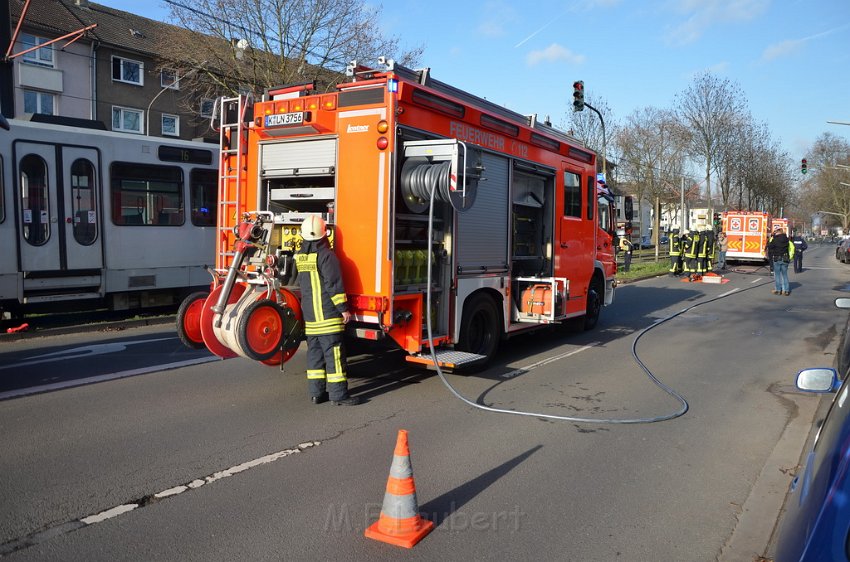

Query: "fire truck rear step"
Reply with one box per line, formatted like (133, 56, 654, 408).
(405, 349, 487, 370)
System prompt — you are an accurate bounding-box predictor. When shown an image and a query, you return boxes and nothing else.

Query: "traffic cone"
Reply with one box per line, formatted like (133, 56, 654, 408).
(364, 429, 434, 548)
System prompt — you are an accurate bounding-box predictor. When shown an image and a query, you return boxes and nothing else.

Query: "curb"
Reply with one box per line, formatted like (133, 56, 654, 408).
(1, 315, 176, 343)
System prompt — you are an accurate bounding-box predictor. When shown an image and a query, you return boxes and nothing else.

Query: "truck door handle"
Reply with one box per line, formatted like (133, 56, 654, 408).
(561, 242, 569, 248)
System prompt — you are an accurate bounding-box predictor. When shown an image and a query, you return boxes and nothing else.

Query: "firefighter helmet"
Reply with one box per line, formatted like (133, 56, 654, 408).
(301, 215, 327, 241)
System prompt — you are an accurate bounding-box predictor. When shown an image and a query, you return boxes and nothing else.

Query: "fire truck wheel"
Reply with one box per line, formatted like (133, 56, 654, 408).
(456, 293, 501, 365)
(176, 291, 209, 350)
(583, 279, 603, 331)
(236, 299, 287, 361)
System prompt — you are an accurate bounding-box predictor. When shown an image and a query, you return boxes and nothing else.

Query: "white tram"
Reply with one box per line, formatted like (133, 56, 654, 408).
(0, 117, 218, 319)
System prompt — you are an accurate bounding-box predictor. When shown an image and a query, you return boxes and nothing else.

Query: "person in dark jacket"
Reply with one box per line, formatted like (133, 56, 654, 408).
(295, 215, 360, 406)
(767, 224, 795, 295)
(791, 232, 808, 273)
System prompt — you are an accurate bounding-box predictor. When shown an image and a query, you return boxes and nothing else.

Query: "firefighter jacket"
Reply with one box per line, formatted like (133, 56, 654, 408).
(670, 235, 683, 255)
(295, 238, 349, 336)
(684, 232, 699, 259)
(699, 231, 714, 258)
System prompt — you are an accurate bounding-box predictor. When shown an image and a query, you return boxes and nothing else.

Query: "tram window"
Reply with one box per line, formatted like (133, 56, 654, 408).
(71, 159, 97, 245)
(20, 154, 50, 245)
(110, 162, 183, 226)
(190, 168, 217, 226)
(563, 171, 581, 218)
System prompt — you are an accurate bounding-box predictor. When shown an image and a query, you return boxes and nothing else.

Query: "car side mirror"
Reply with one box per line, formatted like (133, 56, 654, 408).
(835, 298, 850, 309)
(796, 368, 840, 393)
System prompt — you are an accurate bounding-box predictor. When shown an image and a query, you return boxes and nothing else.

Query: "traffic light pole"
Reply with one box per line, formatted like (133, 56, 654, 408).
(584, 102, 606, 177)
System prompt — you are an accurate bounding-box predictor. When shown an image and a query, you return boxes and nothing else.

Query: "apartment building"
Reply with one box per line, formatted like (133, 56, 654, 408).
(7, 0, 216, 141)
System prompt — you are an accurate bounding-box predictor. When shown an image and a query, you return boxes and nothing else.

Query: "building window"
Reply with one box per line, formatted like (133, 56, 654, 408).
(112, 106, 143, 133)
(161, 69, 179, 89)
(23, 90, 55, 115)
(20, 33, 53, 67)
(112, 56, 144, 85)
(200, 98, 215, 118)
(162, 114, 179, 136)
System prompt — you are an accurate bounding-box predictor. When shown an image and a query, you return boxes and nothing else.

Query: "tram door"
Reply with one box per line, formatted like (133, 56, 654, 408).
(16, 142, 103, 273)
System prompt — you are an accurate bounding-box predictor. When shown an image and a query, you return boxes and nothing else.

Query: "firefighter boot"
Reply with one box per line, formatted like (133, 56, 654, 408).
(311, 392, 329, 405)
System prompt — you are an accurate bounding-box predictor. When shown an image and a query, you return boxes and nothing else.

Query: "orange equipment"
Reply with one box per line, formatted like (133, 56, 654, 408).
(177, 59, 618, 369)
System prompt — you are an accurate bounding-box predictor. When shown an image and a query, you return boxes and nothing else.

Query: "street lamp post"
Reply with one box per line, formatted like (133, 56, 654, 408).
(145, 67, 202, 136)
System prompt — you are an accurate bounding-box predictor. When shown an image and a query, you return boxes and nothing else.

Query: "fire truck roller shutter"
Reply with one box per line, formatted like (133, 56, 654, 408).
(456, 151, 509, 274)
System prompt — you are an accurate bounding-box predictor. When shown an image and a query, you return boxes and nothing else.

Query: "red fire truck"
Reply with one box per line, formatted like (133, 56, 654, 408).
(177, 59, 618, 369)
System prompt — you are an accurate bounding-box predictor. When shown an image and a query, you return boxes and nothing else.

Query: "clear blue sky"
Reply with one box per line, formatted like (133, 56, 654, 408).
(101, 0, 849, 162)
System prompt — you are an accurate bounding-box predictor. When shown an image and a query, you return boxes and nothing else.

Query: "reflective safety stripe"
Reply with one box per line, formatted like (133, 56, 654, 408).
(327, 346, 346, 383)
(331, 293, 346, 306)
(307, 369, 326, 380)
(305, 318, 345, 335)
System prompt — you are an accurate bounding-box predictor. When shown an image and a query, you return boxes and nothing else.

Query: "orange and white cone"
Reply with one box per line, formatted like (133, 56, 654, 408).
(364, 429, 434, 548)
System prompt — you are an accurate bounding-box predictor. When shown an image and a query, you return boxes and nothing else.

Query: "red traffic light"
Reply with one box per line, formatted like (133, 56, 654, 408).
(801, 158, 808, 174)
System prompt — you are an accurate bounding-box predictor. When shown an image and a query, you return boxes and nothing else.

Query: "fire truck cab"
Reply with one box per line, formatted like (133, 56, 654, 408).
(178, 59, 618, 370)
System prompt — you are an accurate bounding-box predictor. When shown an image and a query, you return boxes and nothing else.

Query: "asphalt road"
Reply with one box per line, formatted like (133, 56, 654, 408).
(0, 243, 844, 561)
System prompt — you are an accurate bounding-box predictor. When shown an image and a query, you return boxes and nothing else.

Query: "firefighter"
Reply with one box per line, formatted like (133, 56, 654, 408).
(295, 215, 360, 406)
(669, 230, 684, 276)
(686, 229, 701, 281)
(618, 229, 633, 272)
(700, 229, 715, 273)
(791, 231, 808, 273)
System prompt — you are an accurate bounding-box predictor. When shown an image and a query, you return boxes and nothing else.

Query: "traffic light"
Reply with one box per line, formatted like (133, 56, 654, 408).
(713, 212, 721, 230)
(572, 80, 585, 112)
(801, 158, 808, 174)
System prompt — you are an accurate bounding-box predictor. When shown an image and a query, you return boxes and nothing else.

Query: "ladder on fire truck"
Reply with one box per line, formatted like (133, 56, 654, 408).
(215, 94, 253, 270)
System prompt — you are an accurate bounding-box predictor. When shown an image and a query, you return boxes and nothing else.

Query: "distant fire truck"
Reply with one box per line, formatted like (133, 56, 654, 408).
(177, 59, 618, 369)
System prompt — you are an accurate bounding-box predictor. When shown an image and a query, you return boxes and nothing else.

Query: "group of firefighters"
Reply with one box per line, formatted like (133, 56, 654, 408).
(667, 229, 720, 281)
(617, 229, 722, 281)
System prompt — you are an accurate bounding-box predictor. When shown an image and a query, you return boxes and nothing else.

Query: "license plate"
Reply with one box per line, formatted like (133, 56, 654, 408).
(265, 112, 305, 127)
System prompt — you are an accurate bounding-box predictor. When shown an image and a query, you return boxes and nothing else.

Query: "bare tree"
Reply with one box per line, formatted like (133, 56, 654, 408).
(615, 106, 688, 243)
(675, 72, 747, 214)
(563, 93, 616, 164)
(156, 0, 423, 110)
(802, 133, 850, 231)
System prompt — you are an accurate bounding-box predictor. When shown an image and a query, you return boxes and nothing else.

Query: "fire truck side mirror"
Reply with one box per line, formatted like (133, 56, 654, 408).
(624, 196, 634, 221)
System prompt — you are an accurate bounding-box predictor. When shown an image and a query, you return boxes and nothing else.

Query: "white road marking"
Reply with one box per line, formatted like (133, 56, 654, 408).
(0, 356, 221, 401)
(501, 343, 597, 379)
(0, 337, 175, 370)
(0, 441, 322, 556)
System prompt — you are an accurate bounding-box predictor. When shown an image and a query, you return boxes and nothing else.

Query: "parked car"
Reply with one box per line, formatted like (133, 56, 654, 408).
(773, 298, 850, 561)
(836, 238, 850, 263)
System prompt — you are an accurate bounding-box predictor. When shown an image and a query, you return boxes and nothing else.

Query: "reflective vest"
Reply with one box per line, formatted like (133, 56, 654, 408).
(295, 238, 348, 336)
(684, 232, 699, 259)
(670, 235, 683, 255)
